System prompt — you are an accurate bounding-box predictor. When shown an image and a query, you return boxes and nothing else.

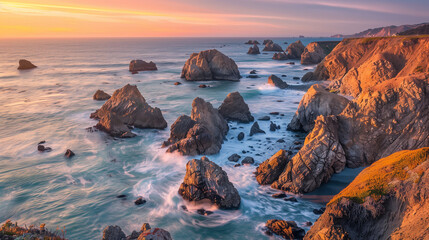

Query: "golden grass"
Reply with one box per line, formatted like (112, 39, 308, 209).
(0, 220, 67, 240)
(329, 148, 429, 205)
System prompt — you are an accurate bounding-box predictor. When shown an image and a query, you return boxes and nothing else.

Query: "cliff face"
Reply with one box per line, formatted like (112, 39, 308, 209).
(304, 148, 429, 240)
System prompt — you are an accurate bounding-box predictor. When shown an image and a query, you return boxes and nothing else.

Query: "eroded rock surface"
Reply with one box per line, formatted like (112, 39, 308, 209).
(285, 40, 305, 59)
(17, 59, 37, 70)
(268, 75, 288, 89)
(263, 42, 283, 52)
(265, 219, 305, 240)
(247, 44, 260, 54)
(93, 90, 111, 100)
(256, 150, 290, 185)
(218, 92, 254, 123)
(129, 60, 157, 72)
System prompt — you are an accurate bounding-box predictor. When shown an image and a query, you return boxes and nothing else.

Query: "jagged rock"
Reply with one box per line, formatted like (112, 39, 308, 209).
(263, 39, 273, 45)
(102, 223, 172, 240)
(256, 149, 290, 185)
(64, 149, 75, 158)
(241, 157, 254, 165)
(218, 92, 254, 123)
(269, 121, 278, 131)
(301, 72, 314, 82)
(181, 49, 240, 81)
(268, 75, 288, 89)
(245, 40, 260, 45)
(247, 44, 260, 54)
(263, 42, 283, 52)
(272, 116, 347, 193)
(249, 122, 265, 136)
(285, 40, 305, 59)
(237, 132, 245, 141)
(301, 42, 326, 65)
(228, 153, 241, 162)
(166, 97, 228, 155)
(266, 220, 305, 240)
(287, 84, 350, 132)
(134, 196, 146, 205)
(17, 59, 37, 70)
(129, 60, 157, 72)
(90, 84, 166, 137)
(93, 90, 111, 100)
(272, 52, 288, 60)
(102, 225, 126, 240)
(178, 156, 241, 209)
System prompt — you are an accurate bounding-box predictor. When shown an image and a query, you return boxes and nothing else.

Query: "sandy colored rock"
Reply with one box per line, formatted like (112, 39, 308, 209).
(285, 40, 305, 59)
(301, 42, 326, 65)
(218, 91, 254, 123)
(178, 156, 241, 209)
(256, 150, 290, 185)
(181, 49, 240, 81)
(266, 219, 305, 240)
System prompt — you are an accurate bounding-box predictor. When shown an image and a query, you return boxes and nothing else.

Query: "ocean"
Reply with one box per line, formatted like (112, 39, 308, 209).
(0, 37, 361, 239)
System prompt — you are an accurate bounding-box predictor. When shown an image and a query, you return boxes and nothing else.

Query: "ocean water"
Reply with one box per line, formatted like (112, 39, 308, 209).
(0, 37, 347, 239)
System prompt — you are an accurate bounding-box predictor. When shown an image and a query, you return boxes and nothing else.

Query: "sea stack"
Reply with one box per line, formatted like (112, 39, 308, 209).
(129, 60, 157, 72)
(17, 59, 37, 70)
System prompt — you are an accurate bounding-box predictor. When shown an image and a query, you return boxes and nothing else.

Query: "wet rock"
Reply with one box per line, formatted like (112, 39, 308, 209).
(255, 150, 290, 185)
(284, 197, 298, 202)
(265, 220, 305, 240)
(181, 49, 240, 81)
(165, 98, 228, 155)
(269, 112, 279, 115)
(263, 42, 283, 52)
(247, 44, 260, 54)
(228, 153, 241, 162)
(250, 70, 257, 74)
(247, 74, 260, 78)
(64, 149, 75, 158)
(237, 132, 245, 141)
(281, 74, 287, 77)
(180, 205, 188, 211)
(139, 227, 172, 240)
(313, 207, 326, 215)
(269, 122, 278, 131)
(276, 139, 285, 143)
(272, 193, 287, 198)
(249, 122, 265, 136)
(285, 40, 305, 59)
(304, 221, 313, 227)
(129, 60, 157, 72)
(263, 39, 273, 45)
(38, 140, 46, 144)
(37, 145, 52, 152)
(197, 208, 214, 216)
(93, 90, 111, 100)
(301, 72, 314, 82)
(174, 82, 182, 85)
(234, 163, 241, 167)
(140, 223, 151, 232)
(268, 75, 288, 89)
(272, 52, 288, 60)
(134, 196, 146, 205)
(17, 59, 37, 70)
(178, 156, 241, 209)
(241, 157, 254, 165)
(293, 77, 300, 80)
(116, 194, 127, 198)
(102, 225, 126, 240)
(90, 84, 167, 137)
(218, 92, 254, 123)
(245, 40, 260, 45)
(286, 62, 295, 65)
(258, 116, 270, 121)
(199, 84, 207, 88)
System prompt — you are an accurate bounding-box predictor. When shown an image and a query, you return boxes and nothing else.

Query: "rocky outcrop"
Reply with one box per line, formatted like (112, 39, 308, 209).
(265, 220, 305, 240)
(285, 40, 305, 59)
(272, 52, 288, 60)
(178, 156, 241, 209)
(255, 150, 290, 185)
(263, 39, 273, 45)
(249, 122, 265, 136)
(305, 148, 429, 240)
(287, 84, 350, 132)
(301, 42, 325, 65)
(102, 223, 172, 240)
(268, 75, 288, 89)
(129, 60, 157, 72)
(181, 49, 240, 81)
(301, 72, 314, 82)
(17, 59, 37, 70)
(263, 42, 283, 52)
(90, 84, 167, 137)
(247, 44, 260, 54)
(165, 97, 228, 155)
(245, 40, 260, 45)
(218, 92, 254, 123)
(93, 90, 111, 100)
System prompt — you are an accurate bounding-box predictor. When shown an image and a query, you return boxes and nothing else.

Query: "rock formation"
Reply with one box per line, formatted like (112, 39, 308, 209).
(267, 75, 288, 89)
(181, 49, 240, 81)
(305, 148, 429, 240)
(93, 90, 111, 100)
(272, 52, 288, 60)
(263, 42, 283, 52)
(287, 84, 350, 132)
(218, 92, 254, 123)
(301, 72, 314, 82)
(178, 156, 241, 209)
(247, 44, 260, 54)
(255, 150, 290, 185)
(17, 59, 37, 70)
(249, 122, 265, 136)
(285, 40, 305, 59)
(129, 60, 157, 72)
(331, 22, 429, 38)
(164, 97, 228, 155)
(263, 39, 273, 45)
(245, 40, 260, 45)
(265, 220, 305, 240)
(102, 223, 172, 240)
(90, 84, 167, 138)
(301, 41, 340, 65)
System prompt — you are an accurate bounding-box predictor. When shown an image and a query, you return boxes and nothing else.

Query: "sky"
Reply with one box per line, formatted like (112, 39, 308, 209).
(0, 0, 428, 38)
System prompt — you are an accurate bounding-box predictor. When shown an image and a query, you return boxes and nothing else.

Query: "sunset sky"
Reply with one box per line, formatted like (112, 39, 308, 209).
(1, 0, 428, 38)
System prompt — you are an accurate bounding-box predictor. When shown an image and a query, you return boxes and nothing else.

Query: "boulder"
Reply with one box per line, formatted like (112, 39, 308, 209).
(102, 224, 172, 240)
(285, 40, 305, 59)
(301, 42, 326, 65)
(247, 44, 260, 54)
(64, 149, 75, 158)
(249, 122, 265, 136)
(218, 92, 254, 123)
(129, 60, 157, 72)
(237, 132, 245, 141)
(93, 90, 111, 100)
(287, 84, 350, 132)
(181, 49, 240, 81)
(178, 156, 241, 209)
(245, 40, 260, 45)
(17, 59, 37, 70)
(165, 97, 228, 155)
(265, 220, 305, 240)
(263, 42, 283, 52)
(301, 72, 314, 82)
(268, 75, 288, 89)
(272, 52, 288, 60)
(228, 153, 241, 162)
(102, 225, 126, 240)
(90, 84, 167, 137)
(255, 150, 290, 185)
(241, 157, 254, 165)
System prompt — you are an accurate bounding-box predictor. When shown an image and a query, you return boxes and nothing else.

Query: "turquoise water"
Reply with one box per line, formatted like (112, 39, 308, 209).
(0, 37, 344, 239)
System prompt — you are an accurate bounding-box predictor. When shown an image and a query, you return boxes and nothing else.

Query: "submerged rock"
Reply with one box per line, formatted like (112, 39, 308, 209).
(228, 153, 241, 162)
(17, 59, 37, 70)
(181, 49, 240, 81)
(241, 156, 254, 165)
(266, 220, 305, 240)
(90, 84, 167, 138)
(247, 44, 260, 54)
(165, 97, 228, 155)
(129, 60, 157, 72)
(178, 156, 241, 209)
(93, 90, 111, 100)
(267, 75, 288, 89)
(245, 40, 260, 45)
(237, 132, 245, 141)
(64, 149, 75, 158)
(256, 150, 290, 185)
(218, 92, 254, 123)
